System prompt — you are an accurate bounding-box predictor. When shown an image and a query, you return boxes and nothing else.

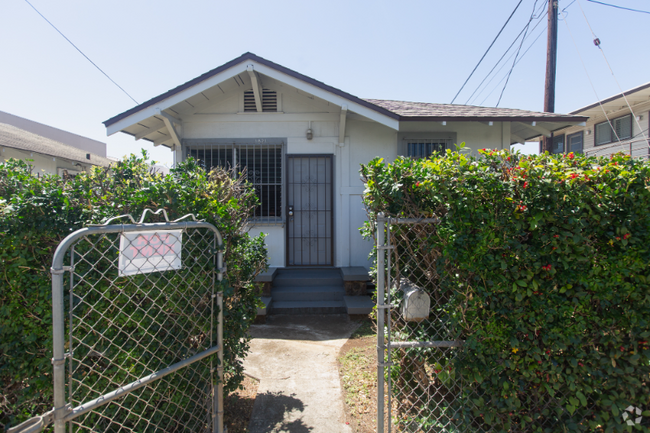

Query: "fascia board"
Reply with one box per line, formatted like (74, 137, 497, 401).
(107, 63, 250, 136)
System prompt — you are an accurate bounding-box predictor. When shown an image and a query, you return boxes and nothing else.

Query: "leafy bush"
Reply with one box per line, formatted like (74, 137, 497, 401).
(0, 153, 267, 428)
(361, 149, 650, 432)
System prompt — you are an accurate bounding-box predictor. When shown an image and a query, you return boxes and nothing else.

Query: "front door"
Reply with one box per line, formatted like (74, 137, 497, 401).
(286, 155, 333, 266)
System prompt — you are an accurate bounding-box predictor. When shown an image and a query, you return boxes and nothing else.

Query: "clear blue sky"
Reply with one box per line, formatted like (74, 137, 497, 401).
(2, 0, 649, 164)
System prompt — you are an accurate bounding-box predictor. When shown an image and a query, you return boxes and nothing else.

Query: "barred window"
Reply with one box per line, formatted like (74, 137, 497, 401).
(406, 139, 452, 159)
(186, 142, 283, 220)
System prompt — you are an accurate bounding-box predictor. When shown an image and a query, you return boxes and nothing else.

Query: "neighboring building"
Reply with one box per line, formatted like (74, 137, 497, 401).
(540, 82, 650, 158)
(103, 52, 587, 271)
(0, 114, 113, 176)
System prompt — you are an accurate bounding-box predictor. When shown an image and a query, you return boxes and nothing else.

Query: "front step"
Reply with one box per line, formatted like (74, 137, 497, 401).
(264, 268, 374, 315)
(269, 269, 344, 315)
(271, 300, 347, 315)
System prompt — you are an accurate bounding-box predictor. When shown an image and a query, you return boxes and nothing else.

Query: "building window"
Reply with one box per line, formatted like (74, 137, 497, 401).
(244, 89, 278, 112)
(406, 139, 452, 159)
(595, 114, 632, 146)
(567, 131, 583, 154)
(186, 142, 283, 220)
(552, 134, 565, 154)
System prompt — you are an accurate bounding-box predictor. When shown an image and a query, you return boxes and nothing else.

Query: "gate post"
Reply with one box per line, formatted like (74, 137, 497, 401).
(376, 213, 386, 433)
(50, 265, 67, 433)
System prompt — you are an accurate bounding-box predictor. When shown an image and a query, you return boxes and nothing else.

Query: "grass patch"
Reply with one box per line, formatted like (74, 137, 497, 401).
(338, 316, 378, 432)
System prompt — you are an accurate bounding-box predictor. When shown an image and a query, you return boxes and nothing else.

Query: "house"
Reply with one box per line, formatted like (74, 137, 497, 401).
(539, 82, 650, 158)
(0, 111, 112, 176)
(103, 53, 586, 313)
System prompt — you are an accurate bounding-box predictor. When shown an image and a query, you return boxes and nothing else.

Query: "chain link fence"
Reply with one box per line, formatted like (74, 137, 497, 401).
(9, 211, 225, 433)
(374, 215, 624, 433)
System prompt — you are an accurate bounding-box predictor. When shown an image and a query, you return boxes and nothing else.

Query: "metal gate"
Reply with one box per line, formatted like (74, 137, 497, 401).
(10, 210, 224, 433)
(375, 214, 484, 433)
(286, 155, 333, 266)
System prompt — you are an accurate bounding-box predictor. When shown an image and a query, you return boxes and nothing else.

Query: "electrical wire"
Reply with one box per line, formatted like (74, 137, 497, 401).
(466, 3, 548, 105)
(496, 0, 541, 107)
(477, 22, 547, 106)
(575, 0, 649, 146)
(586, 0, 650, 15)
(450, 0, 524, 104)
(23, 0, 140, 105)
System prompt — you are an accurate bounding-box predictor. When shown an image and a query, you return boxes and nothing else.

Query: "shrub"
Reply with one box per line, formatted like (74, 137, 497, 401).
(361, 149, 650, 432)
(0, 153, 267, 428)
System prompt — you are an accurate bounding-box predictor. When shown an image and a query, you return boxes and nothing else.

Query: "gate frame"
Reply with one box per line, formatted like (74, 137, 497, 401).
(9, 210, 225, 433)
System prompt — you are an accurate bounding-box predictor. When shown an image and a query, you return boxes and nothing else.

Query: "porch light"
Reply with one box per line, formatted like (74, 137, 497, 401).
(306, 128, 313, 140)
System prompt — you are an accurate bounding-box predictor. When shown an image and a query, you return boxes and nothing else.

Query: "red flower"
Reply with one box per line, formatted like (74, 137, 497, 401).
(623, 233, 631, 239)
(568, 152, 575, 159)
(616, 237, 621, 241)
(415, 181, 421, 187)
(570, 173, 579, 179)
(523, 181, 529, 189)
(578, 362, 584, 367)
(553, 235, 559, 238)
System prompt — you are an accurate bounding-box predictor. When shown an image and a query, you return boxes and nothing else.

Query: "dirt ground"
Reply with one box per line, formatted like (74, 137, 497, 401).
(223, 375, 259, 433)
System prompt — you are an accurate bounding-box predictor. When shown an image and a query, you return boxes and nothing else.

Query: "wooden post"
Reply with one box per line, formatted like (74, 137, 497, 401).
(542, 0, 559, 153)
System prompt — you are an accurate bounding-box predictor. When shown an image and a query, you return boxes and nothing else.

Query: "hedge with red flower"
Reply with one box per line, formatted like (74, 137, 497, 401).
(361, 147, 650, 432)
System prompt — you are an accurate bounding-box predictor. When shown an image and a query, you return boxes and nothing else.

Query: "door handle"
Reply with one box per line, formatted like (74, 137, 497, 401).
(288, 206, 294, 217)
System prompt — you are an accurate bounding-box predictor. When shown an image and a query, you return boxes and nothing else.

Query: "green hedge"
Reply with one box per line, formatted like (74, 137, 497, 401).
(0, 153, 267, 428)
(361, 149, 650, 432)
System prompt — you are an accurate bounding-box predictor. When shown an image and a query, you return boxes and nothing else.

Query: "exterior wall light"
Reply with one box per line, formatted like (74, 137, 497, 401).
(306, 128, 313, 140)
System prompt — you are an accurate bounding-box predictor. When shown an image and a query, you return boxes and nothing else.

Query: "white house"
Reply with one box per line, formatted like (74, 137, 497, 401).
(1, 112, 113, 176)
(103, 53, 587, 274)
(540, 82, 650, 158)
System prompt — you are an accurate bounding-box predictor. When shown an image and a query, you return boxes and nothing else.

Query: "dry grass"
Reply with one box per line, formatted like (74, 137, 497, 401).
(338, 317, 382, 433)
(223, 374, 259, 433)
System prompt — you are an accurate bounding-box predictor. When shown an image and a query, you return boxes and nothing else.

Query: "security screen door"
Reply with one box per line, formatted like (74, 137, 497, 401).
(286, 155, 333, 266)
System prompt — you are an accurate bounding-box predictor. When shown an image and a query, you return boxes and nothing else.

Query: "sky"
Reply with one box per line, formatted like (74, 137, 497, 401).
(2, 0, 649, 164)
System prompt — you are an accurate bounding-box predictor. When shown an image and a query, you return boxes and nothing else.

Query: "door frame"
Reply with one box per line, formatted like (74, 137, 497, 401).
(285, 154, 334, 267)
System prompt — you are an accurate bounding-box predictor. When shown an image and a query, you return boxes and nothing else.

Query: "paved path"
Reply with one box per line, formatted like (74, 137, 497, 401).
(243, 315, 358, 433)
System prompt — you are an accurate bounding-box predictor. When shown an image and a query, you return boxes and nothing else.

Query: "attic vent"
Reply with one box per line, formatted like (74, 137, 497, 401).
(244, 89, 277, 112)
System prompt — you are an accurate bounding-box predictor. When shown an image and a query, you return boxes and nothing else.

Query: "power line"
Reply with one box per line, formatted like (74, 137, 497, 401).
(496, 0, 541, 107)
(586, 0, 650, 15)
(23, 0, 139, 105)
(478, 22, 547, 106)
(450, 0, 524, 104)
(466, 3, 548, 105)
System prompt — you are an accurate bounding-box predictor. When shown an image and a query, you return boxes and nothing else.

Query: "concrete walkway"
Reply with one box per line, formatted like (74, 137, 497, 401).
(243, 315, 359, 433)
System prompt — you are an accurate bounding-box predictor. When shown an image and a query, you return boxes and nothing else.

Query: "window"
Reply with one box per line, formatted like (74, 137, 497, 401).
(244, 89, 278, 112)
(552, 134, 565, 154)
(595, 114, 632, 146)
(185, 141, 283, 220)
(567, 132, 583, 154)
(406, 139, 452, 159)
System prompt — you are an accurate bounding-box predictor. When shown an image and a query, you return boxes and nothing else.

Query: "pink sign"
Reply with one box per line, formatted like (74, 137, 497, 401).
(118, 230, 183, 276)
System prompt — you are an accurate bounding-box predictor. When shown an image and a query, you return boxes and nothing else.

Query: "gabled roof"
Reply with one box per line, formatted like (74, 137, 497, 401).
(103, 52, 587, 145)
(103, 52, 398, 128)
(0, 123, 113, 167)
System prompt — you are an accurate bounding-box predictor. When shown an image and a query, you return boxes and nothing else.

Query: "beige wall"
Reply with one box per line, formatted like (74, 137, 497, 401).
(1, 147, 89, 176)
(180, 87, 520, 269)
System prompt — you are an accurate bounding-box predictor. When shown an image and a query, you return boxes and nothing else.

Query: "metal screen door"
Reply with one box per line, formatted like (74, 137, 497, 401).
(286, 155, 333, 266)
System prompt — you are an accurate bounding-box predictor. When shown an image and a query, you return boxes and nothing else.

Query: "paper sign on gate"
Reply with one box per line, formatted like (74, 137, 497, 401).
(119, 230, 183, 276)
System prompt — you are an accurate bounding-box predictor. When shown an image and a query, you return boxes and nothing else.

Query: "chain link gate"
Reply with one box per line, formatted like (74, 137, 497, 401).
(10, 210, 225, 433)
(376, 214, 490, 433)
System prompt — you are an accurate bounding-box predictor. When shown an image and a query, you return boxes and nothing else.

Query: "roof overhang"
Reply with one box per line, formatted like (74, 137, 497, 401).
(104, 53, 399, 143)
(570, 81, 650, 119)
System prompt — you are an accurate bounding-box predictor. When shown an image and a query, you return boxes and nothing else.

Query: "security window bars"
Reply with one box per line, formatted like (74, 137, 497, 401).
(595, 114, 632, 146)
(187, 142, 283, 220)
(406, 139, 452, 159)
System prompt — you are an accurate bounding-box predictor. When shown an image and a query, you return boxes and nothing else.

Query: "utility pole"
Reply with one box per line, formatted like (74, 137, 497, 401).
(542, 0, 559, 153)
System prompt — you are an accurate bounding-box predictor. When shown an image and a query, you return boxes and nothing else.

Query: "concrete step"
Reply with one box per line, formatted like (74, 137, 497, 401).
(272, 285, 345, 302)
(270, 300, 347, 315)
(273, 269, 343, 287)
(344, 295, 375, 315)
